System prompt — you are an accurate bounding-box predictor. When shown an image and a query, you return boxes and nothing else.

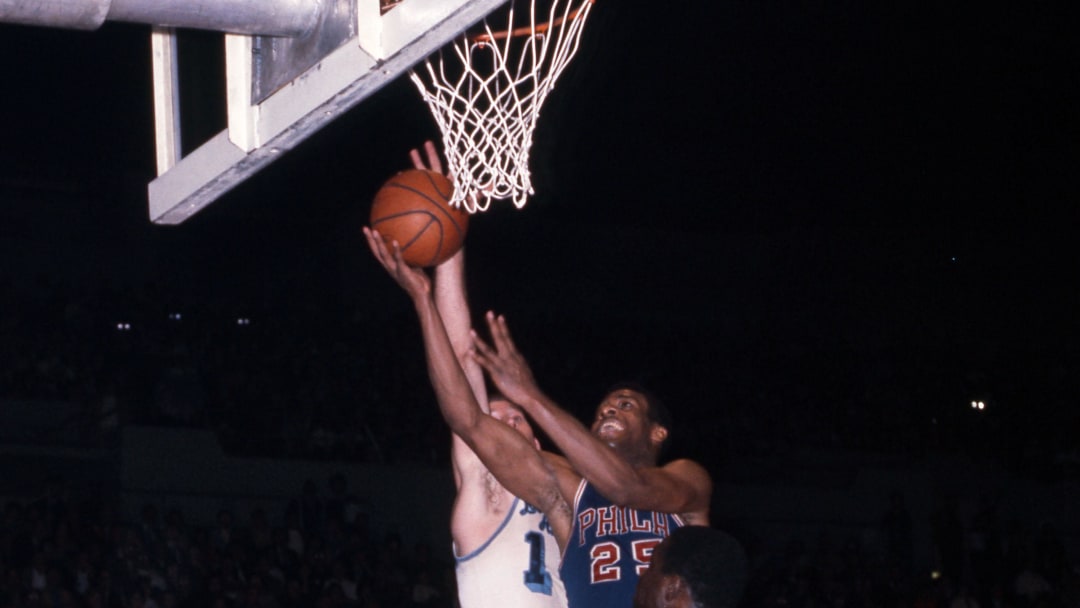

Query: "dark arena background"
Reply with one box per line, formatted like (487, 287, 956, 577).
(1, 2, 1077, 607)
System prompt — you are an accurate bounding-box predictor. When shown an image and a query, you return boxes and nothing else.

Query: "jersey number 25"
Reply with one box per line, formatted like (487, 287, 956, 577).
(589, 539, 661, 583)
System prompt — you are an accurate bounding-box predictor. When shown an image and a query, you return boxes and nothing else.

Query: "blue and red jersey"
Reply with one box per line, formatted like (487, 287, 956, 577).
(560, 480, 685, 607)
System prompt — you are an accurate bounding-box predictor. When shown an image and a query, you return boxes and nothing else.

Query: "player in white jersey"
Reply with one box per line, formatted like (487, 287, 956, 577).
(366, 142, 569, 608)
(456, 496, 566, 607)
(447, 392, 567, 608)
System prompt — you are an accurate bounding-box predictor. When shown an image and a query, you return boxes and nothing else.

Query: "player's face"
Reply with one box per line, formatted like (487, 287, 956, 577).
(489, 399, 536, 442)
(632, 540, 669, 608)
(591, 389, 651, 446)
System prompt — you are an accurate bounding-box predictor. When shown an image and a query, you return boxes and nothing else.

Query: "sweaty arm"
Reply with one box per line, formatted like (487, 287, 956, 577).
(432, 244, 489, 480)
(363, 229, 571, 545)
(405, 141, 490, 484)
(472, 312, 711, 522)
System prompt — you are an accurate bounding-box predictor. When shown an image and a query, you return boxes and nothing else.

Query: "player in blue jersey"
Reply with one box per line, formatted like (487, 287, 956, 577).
(366, 143, 712, 606)
(471, 314, 713, 607)
(364, 143, 570, 608)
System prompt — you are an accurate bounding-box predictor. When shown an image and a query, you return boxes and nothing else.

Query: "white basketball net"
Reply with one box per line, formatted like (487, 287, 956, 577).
(409, 0, 595, 212)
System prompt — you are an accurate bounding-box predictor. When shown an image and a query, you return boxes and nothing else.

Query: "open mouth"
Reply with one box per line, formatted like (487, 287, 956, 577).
(597, 419, 625, 433)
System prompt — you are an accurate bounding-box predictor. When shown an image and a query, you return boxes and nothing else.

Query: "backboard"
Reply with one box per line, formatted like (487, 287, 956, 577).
(144, 0, 508, 224)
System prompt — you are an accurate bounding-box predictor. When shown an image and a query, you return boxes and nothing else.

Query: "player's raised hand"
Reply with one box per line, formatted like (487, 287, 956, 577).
(363, 226, 432, 301)
(409, 139, 485, 212)
(406, 141, 464, 279)
(471, 311, 542, 405)
(409, 140, 444, 175)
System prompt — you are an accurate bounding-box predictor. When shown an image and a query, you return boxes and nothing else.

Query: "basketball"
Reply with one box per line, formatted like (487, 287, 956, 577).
(369, 169, 469, 267)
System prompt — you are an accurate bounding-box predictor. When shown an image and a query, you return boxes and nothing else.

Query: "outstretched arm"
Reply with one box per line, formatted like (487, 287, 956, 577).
(409, 142, 490, 482)
(363, 230, 571, 543)
(472, 312, 711, 520)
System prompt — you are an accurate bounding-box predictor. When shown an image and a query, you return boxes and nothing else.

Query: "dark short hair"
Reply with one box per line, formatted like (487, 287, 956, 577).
(657, 526, 748, 608)
(605, 381, 673, 436)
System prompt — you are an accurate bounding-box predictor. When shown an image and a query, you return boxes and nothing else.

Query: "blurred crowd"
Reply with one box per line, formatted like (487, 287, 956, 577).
(1, 474, 1076, 608)
(3, 274, 1076, 476)
(1, 276, 1077, 607)
(2, 278, 1080, 604)
(0, 474, 455, 607)
(740, 503, 1078, 608)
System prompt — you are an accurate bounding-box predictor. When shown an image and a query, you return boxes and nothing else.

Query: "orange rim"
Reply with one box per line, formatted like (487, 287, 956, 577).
(471, 0, 594, 44)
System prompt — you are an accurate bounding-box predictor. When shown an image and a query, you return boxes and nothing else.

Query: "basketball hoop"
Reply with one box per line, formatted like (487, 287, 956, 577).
(409, 0, 596, 212)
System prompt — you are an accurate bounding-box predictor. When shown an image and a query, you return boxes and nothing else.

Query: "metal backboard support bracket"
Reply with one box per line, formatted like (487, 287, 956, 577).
(147, 0, 506, 224)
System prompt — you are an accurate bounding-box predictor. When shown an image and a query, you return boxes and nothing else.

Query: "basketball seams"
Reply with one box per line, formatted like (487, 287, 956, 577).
(418, 170, 454, 200)
(370, 210, 444, 266)
(418, 172, 465, 236)
(399, 217, 442, 267)
(369, 169, 466, 267)
(388, 175, 466, 238)
(370, 208, 439, 225)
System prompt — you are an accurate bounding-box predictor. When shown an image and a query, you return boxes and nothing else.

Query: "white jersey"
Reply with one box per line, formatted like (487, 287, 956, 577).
(455, 497, 567, 608)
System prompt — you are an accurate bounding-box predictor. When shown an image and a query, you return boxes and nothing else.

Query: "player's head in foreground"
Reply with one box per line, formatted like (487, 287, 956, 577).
(633, 525, 748, 608)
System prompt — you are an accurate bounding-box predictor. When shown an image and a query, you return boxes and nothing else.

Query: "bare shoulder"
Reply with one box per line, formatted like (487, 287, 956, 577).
(661, 458, 712, 526)
(660, 458, 712, 497)
(662, 458, 711, 483)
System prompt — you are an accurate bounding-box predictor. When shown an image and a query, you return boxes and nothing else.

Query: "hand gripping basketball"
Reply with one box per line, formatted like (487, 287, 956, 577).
(362, 226, 432, 303)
